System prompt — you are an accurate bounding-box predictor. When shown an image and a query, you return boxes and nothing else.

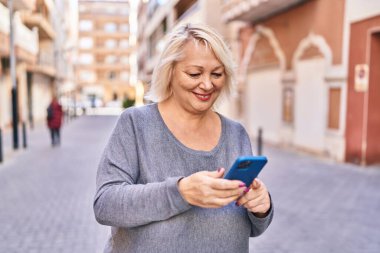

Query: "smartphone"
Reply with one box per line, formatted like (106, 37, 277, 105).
(224, 156, 267, 186)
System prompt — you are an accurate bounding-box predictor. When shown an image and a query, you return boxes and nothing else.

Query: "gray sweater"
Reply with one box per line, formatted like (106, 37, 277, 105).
(94, 103, 273, 253)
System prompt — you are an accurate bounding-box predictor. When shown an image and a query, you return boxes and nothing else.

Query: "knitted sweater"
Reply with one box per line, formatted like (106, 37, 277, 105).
(94, 103, 273, 253)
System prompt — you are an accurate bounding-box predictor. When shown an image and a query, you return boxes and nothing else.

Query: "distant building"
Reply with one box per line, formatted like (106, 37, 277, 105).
(222, 0, 380, 165)
(54, 0, 79, 116)
(77, 0, 138, 107)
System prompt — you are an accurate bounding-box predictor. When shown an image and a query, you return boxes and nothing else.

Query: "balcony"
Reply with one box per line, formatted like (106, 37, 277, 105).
(20, 0, 55, 40)
(14, 0, 36, 11)
(14, 13, 39, 59)
(0, 0, 36, 11)
(0, 3, 38, 62)
(79, 13, 129, 23)
(79, 30, 130, 39)
(20, 12, 55, 40)
(0, 2, 9, 55)
(76, 63, 130, 72)
(79, 47, 133, 55)
(27, 43, 56, 77)
(222, 0, 308, 23)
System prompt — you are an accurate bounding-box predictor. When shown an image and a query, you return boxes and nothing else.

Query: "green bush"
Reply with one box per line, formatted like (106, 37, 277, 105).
(122, 98, 135, 108)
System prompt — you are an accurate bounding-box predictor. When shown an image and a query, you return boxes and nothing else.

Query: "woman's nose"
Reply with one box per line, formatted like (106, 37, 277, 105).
(199, 76, 214, 90)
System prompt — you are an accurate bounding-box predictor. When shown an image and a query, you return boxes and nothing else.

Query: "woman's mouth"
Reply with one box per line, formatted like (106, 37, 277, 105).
(193, 92, 212, 101)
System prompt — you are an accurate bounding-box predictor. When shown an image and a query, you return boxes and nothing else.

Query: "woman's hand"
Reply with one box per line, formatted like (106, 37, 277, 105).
(236, 178, 271, 217)
(178, 168, 247, 208)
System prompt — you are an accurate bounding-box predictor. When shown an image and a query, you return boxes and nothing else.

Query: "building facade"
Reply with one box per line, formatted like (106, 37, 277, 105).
(0, 0, 79, 157)
(222, 0, 380, 165)
(0, 0, 39, 130)
(77, 0, 137, 107)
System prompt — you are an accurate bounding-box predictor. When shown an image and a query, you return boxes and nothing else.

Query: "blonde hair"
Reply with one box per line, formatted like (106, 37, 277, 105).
(145, 23, 236, 103)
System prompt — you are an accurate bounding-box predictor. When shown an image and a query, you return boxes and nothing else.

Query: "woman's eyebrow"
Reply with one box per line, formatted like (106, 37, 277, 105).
(186, 65, 203, 69)
(212, 66, 224, 71)
(185, 65, 224, 70)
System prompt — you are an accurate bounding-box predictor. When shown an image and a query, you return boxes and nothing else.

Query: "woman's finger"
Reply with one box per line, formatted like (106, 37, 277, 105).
(213, 187, 248, 199)
(244, 202, 271, 214)
(210, 178, 246, 190)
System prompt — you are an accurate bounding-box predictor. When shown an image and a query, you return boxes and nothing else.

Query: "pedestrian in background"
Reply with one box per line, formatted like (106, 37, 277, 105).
(94, 23, 273, 253)
(47, 97, 63, 147)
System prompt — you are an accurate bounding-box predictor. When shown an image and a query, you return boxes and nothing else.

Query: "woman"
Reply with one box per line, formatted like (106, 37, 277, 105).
(94, 23, 273, 253)
(47, 97, 63, 147)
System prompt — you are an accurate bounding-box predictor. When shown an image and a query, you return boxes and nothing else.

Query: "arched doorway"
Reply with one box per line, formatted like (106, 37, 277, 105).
(242, 26, 285, 144)
(293, 34, 333, 152)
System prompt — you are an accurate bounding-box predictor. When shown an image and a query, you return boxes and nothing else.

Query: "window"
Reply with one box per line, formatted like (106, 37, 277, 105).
(104, 23, 117, 33)
(120, 56, 129, 64)
(79, 20, 93, 31)
(105, 55, 117, 64)
(328, 88, 341, 129)
(79, 54, 94, 64)
(120, 71, 129, 81)
(120, 24, 129, 33)
(119, 39, 129, 49)
(79, 37, 93, 49)
(79, 71, 96, 82)
(282, 87, 294, 124)
(105, 39, 117, 48)
(108, 71, 116, 80)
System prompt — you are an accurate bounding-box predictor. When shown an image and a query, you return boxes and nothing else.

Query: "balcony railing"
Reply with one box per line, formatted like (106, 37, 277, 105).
(14, 0, 36, 11)
(38, 45, 54, 67)
(0, 4, 38, 57)
(0, 2, 9, 34)
(14, 12, 38, 56)
(20, 12, 55, 40)
(222, 0, 308, 23)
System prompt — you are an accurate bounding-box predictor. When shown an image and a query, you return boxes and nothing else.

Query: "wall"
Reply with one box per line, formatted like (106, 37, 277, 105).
(240, 0, 345, 69)
(32, 73, 52, 123)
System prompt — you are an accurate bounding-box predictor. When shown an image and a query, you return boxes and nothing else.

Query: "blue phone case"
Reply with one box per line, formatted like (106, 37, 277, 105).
(224, 156, 267, 186)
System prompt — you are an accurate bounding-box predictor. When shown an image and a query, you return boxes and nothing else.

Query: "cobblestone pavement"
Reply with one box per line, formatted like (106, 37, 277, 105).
(250, 145, 380, 253)
(1, 115, 380, 253)
(0, 116, 114, 253)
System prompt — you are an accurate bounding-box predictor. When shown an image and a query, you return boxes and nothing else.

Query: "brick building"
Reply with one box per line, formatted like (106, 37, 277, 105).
(222, 0, 380, 165)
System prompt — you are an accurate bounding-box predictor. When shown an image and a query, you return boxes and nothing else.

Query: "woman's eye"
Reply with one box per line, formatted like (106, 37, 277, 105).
(212, 73, 223, 78)
(188, 73, 201, 78)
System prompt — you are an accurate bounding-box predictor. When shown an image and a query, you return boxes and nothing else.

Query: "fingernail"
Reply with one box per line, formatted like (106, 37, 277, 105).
(235, 202, 240, 207)
(217, 167, 222, 172)
(244, 187, 250, 193)
(239, 183, 246, 187)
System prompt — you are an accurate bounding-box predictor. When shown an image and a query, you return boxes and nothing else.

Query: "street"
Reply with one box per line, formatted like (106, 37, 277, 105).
(0, 116, 112, 253)
(1, 115, 380, 253)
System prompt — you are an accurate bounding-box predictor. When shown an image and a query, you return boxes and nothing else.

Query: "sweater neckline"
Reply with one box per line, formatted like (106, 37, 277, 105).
(153, 103, 226, 156)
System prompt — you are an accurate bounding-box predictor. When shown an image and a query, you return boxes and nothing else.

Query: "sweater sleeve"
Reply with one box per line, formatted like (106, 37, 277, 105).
(239, 125, 274, 237)
(93, 111, 192, 228)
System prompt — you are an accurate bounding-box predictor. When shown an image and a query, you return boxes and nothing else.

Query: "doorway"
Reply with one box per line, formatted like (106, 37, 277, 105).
(366, 32, 380, 164)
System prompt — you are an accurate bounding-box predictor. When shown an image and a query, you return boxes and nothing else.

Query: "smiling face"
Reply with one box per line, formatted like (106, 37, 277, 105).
(167, 40, 226, 114)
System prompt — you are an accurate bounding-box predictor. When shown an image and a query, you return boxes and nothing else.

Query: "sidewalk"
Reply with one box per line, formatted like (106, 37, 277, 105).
(0, 116, 113, 253)
(250, 145, 380, 253)
(1, 121, 48, 165)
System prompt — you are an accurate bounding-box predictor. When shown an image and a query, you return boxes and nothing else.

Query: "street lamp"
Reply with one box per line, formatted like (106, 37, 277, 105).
(8, 0, 19, 150)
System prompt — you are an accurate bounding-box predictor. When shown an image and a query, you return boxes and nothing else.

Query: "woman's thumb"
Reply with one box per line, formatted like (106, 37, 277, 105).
(251, 178, 261, 189)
